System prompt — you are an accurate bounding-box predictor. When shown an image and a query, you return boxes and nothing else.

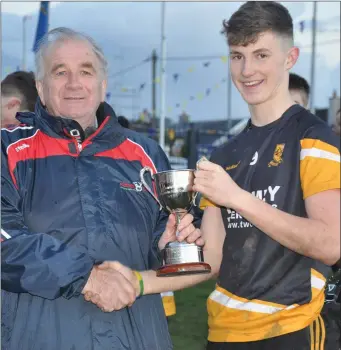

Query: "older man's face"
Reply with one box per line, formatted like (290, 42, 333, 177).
(37, 39, 106, 124)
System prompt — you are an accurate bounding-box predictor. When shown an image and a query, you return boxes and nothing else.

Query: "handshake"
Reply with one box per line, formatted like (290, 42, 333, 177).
(81, 212, 203, 312)
(82, 260, 140, 312)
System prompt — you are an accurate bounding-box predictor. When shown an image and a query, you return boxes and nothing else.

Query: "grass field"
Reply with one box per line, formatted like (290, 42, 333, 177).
(168, 280, 216, 350)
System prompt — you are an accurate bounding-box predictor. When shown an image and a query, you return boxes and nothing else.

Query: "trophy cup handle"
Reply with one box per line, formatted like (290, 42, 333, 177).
(192, 191, 199, 207)
(140, 166, 163, 210)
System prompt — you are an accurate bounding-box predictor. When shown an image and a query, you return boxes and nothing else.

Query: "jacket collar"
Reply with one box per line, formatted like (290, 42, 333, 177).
(17, 98, 125, 142)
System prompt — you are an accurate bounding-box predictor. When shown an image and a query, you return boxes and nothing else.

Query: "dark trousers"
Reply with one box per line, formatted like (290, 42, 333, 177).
(321, 302, 341, 350)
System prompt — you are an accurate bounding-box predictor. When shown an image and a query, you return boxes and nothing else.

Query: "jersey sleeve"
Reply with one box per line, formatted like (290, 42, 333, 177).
(300, 125, 340, 199)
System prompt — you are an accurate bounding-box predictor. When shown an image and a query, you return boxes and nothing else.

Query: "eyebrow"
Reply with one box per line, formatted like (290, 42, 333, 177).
(50, 62, 97, 74)
(229, 48, 272, 55)
(80, 62, 97, 72)
(51, 63, 66, 74)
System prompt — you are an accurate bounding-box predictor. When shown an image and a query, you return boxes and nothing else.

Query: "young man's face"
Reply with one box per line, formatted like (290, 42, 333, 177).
(229, 31, 299, 106)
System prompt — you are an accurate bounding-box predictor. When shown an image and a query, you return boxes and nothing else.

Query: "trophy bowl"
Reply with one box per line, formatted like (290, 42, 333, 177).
(140, 167, 211, 277)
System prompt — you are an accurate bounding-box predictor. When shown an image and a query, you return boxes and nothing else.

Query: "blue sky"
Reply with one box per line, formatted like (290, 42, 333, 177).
(2, 1, 340, 122)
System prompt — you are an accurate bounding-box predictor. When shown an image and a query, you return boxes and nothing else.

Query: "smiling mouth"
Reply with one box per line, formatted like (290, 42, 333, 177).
(243, 80, 264, 88)
(64, 97, 85, 100)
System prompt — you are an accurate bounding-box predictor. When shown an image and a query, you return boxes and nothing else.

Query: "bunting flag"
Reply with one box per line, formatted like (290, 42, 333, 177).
(176, 103, 180, 108)
(187, 66, 195, 73)
(197, 93, 204, 101)
(105, 92, 111, 101)
(203, 62, 211, 67)
(173, 73, 179, 82)
(33, 2, 49, 53)
(220, 56, 228, 63)
(189, 96, 195, 101)
(299, 21, 305, 33)
(121, 87, 128, 92)
(206, 88, 211, 96)
(139, 83, 146, 91)
(214, 83, 220, 90)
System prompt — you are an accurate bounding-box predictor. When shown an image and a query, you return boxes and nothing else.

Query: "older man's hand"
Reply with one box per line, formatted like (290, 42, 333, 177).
(158, 213, 204, 251)
(82, 265, 137, 312)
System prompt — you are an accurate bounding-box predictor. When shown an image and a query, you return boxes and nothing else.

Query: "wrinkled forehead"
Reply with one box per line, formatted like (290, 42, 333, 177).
(43, 39, 101, 72)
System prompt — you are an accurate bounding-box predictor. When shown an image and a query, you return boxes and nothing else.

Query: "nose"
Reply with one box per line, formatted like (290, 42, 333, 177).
(65, 73, 82, 90)
(241, 58, 256, 78)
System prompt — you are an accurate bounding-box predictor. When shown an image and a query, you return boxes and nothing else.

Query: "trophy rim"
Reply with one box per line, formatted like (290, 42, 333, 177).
(155, 168, 195, 174)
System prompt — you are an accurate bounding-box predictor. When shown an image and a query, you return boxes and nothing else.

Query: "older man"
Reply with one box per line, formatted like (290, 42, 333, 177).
(1, 27, 202, 350)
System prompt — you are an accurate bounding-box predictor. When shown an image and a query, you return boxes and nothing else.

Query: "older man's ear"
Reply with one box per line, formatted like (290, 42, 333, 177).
(36, 81, 45, 105)
(100, 79, 107, 102)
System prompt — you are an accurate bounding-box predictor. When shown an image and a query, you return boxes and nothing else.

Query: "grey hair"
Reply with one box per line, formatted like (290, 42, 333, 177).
(34, 27, 108, 80)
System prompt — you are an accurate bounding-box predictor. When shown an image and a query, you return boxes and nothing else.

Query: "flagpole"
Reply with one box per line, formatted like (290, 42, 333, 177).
(22, 16, 28, 70)
(159, 2, 167, 150)
(309, 2, 317, 113)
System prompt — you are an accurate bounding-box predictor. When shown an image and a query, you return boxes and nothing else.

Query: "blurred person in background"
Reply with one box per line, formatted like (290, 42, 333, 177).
(333, 109, 340, 135)
(1, 70, 38, 127)
(289, 72, 310, 108)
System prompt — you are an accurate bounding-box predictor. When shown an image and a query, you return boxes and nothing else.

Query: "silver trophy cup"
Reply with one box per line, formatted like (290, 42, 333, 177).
(140, 167, 211, 277)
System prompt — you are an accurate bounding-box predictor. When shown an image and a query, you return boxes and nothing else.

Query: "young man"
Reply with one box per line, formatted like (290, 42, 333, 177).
(1, 71, 38, 127)
(87, 2, 340, 349)
(289, 72, 310, 108)
(193, 2, 340, 349)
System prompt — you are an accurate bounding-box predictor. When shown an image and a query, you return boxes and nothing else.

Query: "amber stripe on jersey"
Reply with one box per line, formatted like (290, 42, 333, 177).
(199, 197, 217, 210)
(207, 269, 326, 342)
(310, 315, 326, 350)
(300, 138, 340, 199)
(161, 292, 176, 317)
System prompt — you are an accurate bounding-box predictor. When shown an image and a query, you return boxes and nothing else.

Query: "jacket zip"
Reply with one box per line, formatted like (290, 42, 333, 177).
(70, 129, 83, 153)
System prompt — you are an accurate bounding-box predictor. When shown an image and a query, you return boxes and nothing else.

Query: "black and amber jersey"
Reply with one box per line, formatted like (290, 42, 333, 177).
(200, 105, 340, 343)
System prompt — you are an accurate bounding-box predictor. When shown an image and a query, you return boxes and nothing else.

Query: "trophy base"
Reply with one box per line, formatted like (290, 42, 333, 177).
(156, 262, 211, 277)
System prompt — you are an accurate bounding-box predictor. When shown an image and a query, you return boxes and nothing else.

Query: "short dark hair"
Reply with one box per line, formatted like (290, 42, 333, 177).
(118, 116, 130, 129)
(1, 71, 38, 112)
(289, 73, 310, 96)
(222, 1, 293, 46)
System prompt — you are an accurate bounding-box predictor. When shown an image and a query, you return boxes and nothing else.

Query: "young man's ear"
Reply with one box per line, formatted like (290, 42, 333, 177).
(7, 96, 22, 110)
(285, 46, 300, 71)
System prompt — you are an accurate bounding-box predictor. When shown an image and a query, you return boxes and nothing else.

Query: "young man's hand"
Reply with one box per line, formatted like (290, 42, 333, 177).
(193, 159, 244, 209)
(158, 213, 204, 251)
